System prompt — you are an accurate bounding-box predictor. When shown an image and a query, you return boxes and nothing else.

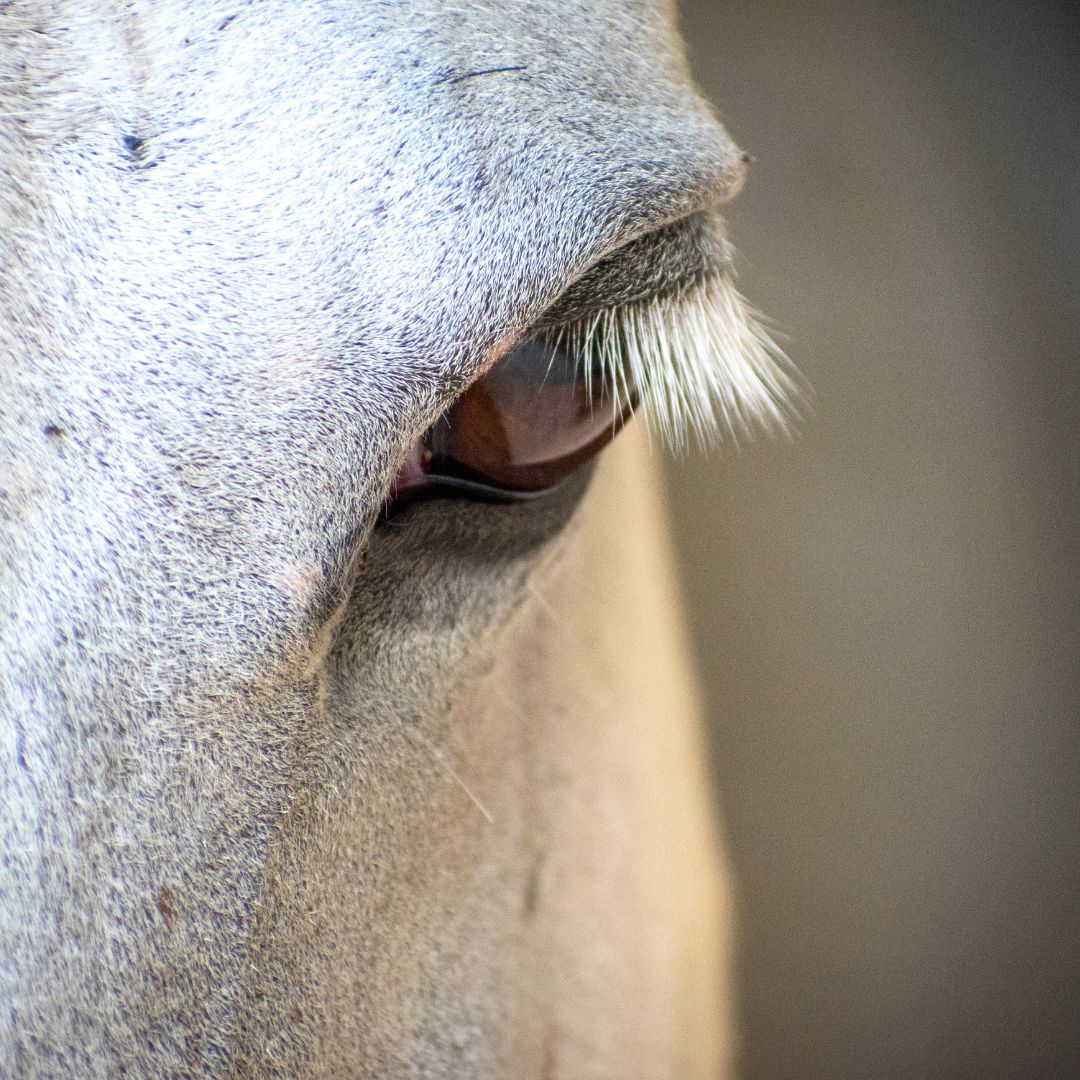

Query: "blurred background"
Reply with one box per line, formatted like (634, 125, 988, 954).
(663, 2, 1080, 1077)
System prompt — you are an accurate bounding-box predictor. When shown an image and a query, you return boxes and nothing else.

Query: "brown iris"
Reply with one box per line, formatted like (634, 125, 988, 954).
(386, 336, 636, 512)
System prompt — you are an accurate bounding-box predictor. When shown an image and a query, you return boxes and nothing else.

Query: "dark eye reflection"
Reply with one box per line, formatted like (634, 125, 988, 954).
(384, 335, 637, 514)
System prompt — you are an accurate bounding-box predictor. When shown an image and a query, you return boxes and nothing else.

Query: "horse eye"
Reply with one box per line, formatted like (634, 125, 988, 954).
(387, 336, 636, 509)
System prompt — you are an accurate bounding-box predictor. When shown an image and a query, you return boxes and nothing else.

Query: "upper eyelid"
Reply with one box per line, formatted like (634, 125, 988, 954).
(520, 208, 801, 451)
(532, 211, 733, 333)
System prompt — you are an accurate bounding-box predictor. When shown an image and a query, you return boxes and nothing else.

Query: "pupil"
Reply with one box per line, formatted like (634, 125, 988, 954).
(421, 335, 635, 495)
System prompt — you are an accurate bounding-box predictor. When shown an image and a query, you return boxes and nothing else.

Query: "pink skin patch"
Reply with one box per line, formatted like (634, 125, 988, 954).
(267, 560, 323, 604)
(387, 334, 516, 500)
(391, 439, 434, 497)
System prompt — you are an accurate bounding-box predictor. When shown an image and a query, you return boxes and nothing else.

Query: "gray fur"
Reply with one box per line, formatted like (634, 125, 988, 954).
(1, 1, 740, 1075)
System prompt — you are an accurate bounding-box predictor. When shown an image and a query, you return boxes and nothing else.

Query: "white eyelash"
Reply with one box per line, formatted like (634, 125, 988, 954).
(546, 271, 802, 450)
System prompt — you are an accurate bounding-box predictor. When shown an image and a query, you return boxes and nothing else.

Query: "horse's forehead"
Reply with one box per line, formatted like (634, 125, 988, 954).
(2, 0, 738, 376)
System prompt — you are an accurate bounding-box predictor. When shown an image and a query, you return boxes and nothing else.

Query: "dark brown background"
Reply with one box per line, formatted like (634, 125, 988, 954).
(664, 2, 1080, 1077)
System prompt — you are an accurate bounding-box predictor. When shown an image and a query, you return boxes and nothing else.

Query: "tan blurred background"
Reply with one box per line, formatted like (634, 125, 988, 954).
(663, 2, 1080, 1077)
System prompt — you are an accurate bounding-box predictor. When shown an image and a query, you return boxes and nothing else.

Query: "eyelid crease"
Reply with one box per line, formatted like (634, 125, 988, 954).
(536, 210, 729, 332)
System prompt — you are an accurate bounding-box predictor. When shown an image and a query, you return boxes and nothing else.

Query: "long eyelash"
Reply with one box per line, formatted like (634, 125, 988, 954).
(545, 270, 803, 450)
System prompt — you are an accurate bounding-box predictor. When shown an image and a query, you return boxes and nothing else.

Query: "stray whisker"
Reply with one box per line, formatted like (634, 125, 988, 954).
(525, 581, 565, 627)
(410, 729, 494, 824)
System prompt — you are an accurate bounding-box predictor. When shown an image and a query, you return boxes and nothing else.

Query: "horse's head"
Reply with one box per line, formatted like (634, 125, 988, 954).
(1, 2, 790, 1074)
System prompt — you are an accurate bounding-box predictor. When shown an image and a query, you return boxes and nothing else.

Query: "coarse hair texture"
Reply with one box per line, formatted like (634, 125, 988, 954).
(546, 268, 800, 450)
(1, 1, 746, 1075)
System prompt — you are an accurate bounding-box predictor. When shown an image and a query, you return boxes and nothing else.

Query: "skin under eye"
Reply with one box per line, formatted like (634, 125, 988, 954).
(385, 335, 636, 512)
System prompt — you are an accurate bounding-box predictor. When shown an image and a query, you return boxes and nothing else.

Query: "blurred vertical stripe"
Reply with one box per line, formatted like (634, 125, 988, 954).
(665, 3, 1080, 1078)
